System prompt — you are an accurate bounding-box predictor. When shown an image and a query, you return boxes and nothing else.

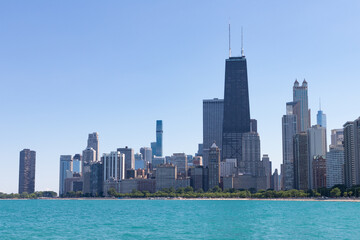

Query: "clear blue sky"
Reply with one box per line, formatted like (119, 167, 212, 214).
(1, 1, 359, 193)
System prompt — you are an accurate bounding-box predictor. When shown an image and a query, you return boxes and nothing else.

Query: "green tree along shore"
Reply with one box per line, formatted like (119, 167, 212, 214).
(3, 185, 360, 199)
(0, 191, 57, 199)
(105, 185, 351, 199)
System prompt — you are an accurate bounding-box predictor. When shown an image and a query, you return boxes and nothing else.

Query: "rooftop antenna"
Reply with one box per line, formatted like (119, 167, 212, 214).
(241, 26, 244, 57)
(319, 98, 322, 111)
(229, 21, 231, 57)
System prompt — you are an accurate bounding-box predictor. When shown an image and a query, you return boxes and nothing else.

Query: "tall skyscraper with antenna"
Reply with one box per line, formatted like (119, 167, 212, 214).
(222, 27, 251, 169)
(317, 100, 327, 128)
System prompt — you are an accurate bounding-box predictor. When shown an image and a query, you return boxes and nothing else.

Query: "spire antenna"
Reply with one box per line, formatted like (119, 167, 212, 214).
(229, 21, 231, 57)
(241, 26, 244, 57)
(319, 98, 322, 111)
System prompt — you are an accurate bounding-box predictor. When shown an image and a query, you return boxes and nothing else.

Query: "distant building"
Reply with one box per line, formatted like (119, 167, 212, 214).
(156, 120, 163, 157)
(192, 156, 203, 166)
(282, 101, 298, 190)
(307, 125, 327, 189)
(261, 154, 272, 190)
(197, 144, 203, 157)
(140, 147, 152, 164)
(220, 159, 237, 177)
(59, 155, 73, 196)
(190, 166, 204, 191)
(330, 129, 344, 148)
(134, 153, 144, 169)
(294, 132, 309, 190)
(126, 169, 137, 179)
(102, 151, 125, 181)
(317, 109, 327, 128)
(87, 132, 99, 161)
(250, 119, 258, 133)
(90, 161, 103, 196)
(64, 174, 83, 194)
(82, 147, 96, 171)
(150, 142, 157, 158)
(203, 98, 223, 167)
(293, 80, 311, 132)
(152, 157, 165, 169)
(18, 149, 36, 194)
(82, 147, 96, 194)
(207, 143, 221, 190)
(170, 153, 188, 178)
(326, 145, 345, 188)
(271, 169, 280, 191)
(117, 147, 135, 178)
(155, 164, 176, 191)
(343, 118, 360, 187)
(73, 154, 82, 174)
(240, 132, 261, 176)
(312, 156, 327, 189)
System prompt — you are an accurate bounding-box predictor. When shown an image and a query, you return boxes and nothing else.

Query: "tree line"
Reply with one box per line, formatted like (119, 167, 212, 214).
(104, 184, 357, 199)
(0, 191, 57, 199)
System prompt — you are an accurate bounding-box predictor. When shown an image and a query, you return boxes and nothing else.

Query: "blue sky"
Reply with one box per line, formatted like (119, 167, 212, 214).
(0, 1, 359, 193)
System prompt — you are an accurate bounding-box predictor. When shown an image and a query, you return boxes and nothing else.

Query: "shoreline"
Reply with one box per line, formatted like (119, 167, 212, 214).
(2, 197, 360, 202)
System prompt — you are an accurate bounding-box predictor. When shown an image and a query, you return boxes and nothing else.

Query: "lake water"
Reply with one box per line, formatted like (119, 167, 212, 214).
(0, 199, 359, 239)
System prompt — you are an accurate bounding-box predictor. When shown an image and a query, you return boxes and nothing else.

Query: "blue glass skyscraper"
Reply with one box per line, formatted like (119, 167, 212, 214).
(317, 110, 327, 128)
(156, 120, 163, 157)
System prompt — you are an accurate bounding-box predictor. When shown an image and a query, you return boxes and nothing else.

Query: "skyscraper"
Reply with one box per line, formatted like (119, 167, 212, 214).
(326, 145, 344, 188)
(140, 147, 153, 165)
(293, 80, 311, 132)
(307, 125, 327, 189)
(59, 155, 72, 196)
(203, 98, 223, 166)
(82, 147, 96, 194)
(207, 143, 220, 190)
(73, 154, 82, 174)
(150, 142, 156, 158)
(282, 102, 298, 190)
(294, 132, 309, 190)
(156, 120, 163, 157)
(343, 118, 360, 187)
(87, 132, 99, 162)
(18, 149, 36, 194)
(222, 55, 251, 165)
(312, 156, 327, 189)
(317, 109, 327, 128)
(102, 151, 125, 181)
(170, 153, 188, 178)
(241, 132, 261, 176)
(117, 147, 135, 178)
(330, 129, 344, 148)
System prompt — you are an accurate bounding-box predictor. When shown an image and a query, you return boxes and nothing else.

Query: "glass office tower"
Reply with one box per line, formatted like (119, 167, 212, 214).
(222, 56, 251, 167)
(156, 120, 163, 157)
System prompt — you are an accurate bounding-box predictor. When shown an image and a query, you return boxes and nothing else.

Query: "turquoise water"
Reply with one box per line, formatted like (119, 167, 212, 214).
(0, 200, 360, 239)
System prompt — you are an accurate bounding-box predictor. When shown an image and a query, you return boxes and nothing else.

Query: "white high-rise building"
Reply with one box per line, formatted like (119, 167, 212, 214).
(307, 125, 327, 189)
(102, 151, 125, 181)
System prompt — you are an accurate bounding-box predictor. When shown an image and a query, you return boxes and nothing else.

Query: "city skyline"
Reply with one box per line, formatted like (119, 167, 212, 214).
(1, 1, 360, 193)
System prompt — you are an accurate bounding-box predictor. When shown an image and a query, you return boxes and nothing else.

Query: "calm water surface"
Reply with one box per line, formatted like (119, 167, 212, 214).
(0, 200, 359, 239)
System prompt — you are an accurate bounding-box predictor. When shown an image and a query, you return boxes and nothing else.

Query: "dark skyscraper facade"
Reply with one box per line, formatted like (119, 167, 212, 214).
(156, 120, 163, 157)
(222, 56, 251, 165)
(18, 149, 36, 194)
